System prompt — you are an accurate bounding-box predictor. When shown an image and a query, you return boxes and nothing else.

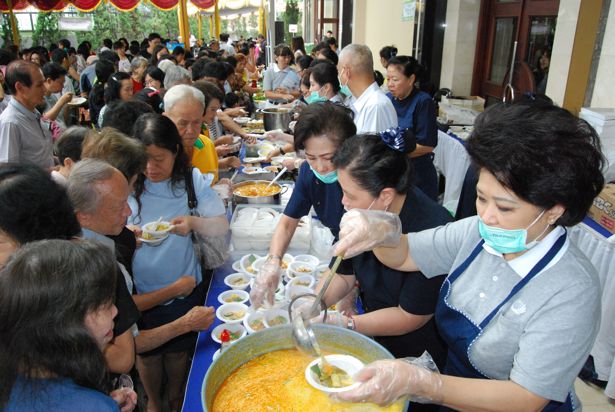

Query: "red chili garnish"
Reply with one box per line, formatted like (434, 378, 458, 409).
(220, 329, 231, 343)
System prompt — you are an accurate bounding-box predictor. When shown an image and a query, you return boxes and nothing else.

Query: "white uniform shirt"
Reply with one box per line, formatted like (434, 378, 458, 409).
(350, 82, 398, 133)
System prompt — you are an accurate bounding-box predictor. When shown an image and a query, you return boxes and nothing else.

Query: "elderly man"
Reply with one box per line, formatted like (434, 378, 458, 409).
(338, 44, 397, 133)
(68, 159, 215, 374)
(0, 60, 54, 168)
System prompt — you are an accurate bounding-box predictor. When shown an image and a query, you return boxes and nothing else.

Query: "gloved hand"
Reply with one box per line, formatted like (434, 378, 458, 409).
(335, 286, 359, 317)
(310, 310, 348, 328)
(333, 355, 443, 406)
(333, 210, 403, 258)
(249, 258, 281, 309)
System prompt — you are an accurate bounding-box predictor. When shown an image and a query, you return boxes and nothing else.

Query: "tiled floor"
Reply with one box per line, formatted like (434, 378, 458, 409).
(576, 378, 615, 411)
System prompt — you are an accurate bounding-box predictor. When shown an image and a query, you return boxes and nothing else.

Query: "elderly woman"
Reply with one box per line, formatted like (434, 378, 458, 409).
(130, 56, 148, 93)
(128, 113, 227, 412)
(386, 56, 438, 200)
(333, 102, 605, 411)
(262, 44, 301, 103)
(250, 102, 357, 309)
(0, 240, 136, 412)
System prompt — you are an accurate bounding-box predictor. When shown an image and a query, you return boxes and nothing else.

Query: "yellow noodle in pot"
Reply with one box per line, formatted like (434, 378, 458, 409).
(234, 183, 281, 197)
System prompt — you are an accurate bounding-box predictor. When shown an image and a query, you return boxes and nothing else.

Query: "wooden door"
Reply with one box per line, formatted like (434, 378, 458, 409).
(472, 0, 559, 105)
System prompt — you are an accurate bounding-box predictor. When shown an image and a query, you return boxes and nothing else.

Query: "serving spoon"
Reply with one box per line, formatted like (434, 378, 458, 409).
(267, 166, 288, 188)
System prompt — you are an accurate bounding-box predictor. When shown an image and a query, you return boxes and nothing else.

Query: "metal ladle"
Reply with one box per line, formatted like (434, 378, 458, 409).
(289, 255, 344, 356)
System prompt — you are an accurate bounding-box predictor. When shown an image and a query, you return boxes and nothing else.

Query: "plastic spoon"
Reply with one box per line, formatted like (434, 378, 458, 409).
(267, 166, 288, 188)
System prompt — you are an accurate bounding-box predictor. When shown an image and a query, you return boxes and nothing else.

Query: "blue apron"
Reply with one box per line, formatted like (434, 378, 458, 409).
(435, 232, 574, 411)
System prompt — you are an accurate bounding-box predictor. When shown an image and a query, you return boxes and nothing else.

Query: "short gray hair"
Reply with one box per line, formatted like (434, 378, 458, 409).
(339, 44, 374, 75)
(130, 56, 148, 73)
(163, 84, 205, 113)
(163, 65, 192, 90)
(67, 158, 117, 215)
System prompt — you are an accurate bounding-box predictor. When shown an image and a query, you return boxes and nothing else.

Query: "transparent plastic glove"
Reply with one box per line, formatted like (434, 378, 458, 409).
(333, 210, 403, 258)
(335, 286, 359, 316)
(310, 310, 348, 328)
(249, 259, 281, 309)
(333, 352, 443, 406)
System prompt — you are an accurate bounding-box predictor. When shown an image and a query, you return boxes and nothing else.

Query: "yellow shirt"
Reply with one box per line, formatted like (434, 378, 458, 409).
(192, 133, 218, 184)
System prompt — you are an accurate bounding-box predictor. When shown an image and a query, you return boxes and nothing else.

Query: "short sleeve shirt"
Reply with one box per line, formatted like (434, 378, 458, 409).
(283, 161, 345, 237)
(128, 168, 225, 295)
(262, 64, 301, 93)
(349, 187, 452, 361)
(388, 89, 437, 148)
(350, 82, 398, 133)
(408, 217, 601, 403)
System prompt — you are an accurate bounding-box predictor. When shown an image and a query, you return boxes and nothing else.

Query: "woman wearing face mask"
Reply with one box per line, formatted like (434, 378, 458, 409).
(250, 102, 357, 309)
(313, 131, 451, 412)
(332, 102, 605, 411)
(306, 61, 345, 104)
(386, 56, 438, 201)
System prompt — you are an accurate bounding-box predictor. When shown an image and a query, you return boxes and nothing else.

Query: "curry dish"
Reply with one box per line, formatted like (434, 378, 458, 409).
(234, 183, 281, 197)
(211, 349, 403, 412)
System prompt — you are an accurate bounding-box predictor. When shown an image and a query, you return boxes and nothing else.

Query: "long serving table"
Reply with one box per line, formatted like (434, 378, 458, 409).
(182, 259, 236, 412)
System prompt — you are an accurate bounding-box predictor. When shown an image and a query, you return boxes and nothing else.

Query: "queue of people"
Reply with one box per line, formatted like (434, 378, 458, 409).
(0, 33, 608, 412)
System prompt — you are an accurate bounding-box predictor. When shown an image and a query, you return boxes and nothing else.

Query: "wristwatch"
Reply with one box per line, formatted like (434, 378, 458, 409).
(347, 316, 355, 331)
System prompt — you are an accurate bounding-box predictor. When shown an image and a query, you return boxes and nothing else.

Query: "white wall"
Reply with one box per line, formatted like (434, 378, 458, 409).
(591, 2, 615, 108)
(352, 0, 415, 72)
(439, 0, 481, 96)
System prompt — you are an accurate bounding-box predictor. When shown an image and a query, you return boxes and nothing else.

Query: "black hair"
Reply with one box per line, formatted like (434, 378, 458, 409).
(129, 42, 140, 56)
(301, 70, 311, 89)
(191, 57, 214, 81)
(220, 33, 230, 42)
(311, 42, 328, 55)
(103, 38, 113, 49)
(467, 101, 605, 226)
(112, 40, 125, 51)
(294, 102, 356, 152)
(58, 39, 71, 49)
(184, 58, 196, 70)
(291, 36, 307, 56)
(77, 42, 90, 60)
(98, 50, 119, 64)
(387, 55, 424, 82)
(333, 133, 413, 197)
(193, 80, 225, 110)
(81, 126, 148, 181)
(145, 66, 165, 85)
(54, 126, 88, 166)
(150, 44, 169, 66)
(172, 46, 185, 56)
(0, 239, 116, 404)
(42, 62, 67, 81)
(50, 48, 67, 65)
(104, 72, 132, 104)
(310, 61, 340, 93)
(131, 88, 163, 115)
(89, 59, 116, 126)
(67, 47, 76, 56)
(49, 44, 58, 52)
(5, 60, 39, 94)
(148, 32, 162, 42)
(274, 44, 293, 57)
(316, 46, 338, 65)
(297, 55, 313, 71)
(325, 37, 338, 47)
(379, 46, 398, 61)
(225, 92, 239, 108)
(119, 38, 129, 48)
(223, 55, 237, 68)
(0, 163, 81, 245)
(374, 70, 384, 87)
(131, 114, 190, 220)
(0, 48, 17, 66)
(201, 61, 228, 81)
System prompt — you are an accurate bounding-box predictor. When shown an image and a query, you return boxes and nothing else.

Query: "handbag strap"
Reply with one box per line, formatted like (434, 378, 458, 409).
(185, 167, 198, 212)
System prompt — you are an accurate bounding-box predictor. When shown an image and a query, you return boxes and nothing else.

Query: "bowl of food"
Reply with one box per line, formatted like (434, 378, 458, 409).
(287, 275, 315, 289)
(139, 232, 168, 247)
(233, 180, 285, 205)
(305, 354, 364, 393)
(216, 303, 249, 324)
(218, 290, 250, 305)
(314, 264, 330, 281)
(263, 308, 290, 328)
(232, 259, 242, 272)
(244, 311, 267, 334)
(285, 285, 314, 301)
(239, 254, 261, 276)
(223, 273, 252, 290)
(287, 261, 316, 279)
(264, 165, 280, 174)
(142, 220, 173, 237)
(211, 323, 247, 344)
(242, 166, 266, 175)
(293, 254, 320, 267)
(234, 116, 251, 126)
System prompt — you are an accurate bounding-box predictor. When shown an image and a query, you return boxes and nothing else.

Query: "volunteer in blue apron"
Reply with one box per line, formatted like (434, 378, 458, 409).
(332, 101, 605, 411)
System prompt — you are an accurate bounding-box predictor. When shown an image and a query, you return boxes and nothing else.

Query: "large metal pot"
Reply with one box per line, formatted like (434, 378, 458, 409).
(263, 107, 292, 132)
(202, 325, 406, 411)
(232, 180, 286, 205)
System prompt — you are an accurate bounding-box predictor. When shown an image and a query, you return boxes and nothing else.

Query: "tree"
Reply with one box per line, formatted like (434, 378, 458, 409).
(1, 14, 16, 46)
(32, 12, 61, 46)
(279, 0, 301, 43)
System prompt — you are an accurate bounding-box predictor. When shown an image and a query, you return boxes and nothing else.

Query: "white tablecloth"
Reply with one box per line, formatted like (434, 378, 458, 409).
(569, 223, 615, 397)
(433, 130, 471, 214)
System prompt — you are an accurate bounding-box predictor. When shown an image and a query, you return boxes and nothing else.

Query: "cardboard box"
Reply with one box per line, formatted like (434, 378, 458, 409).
(588, 183, 615, 234)
(441, 95, 486, 112)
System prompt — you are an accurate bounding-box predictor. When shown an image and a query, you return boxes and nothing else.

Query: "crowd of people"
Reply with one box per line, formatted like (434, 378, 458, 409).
(0, 29, 607, 412)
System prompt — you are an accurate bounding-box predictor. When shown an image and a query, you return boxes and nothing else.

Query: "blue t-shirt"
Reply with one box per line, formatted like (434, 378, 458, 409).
(128, 168, 225, 295)
(283, 161, 345, 237)
(7, 376, 118, 412)
(388, 89, 437, 148)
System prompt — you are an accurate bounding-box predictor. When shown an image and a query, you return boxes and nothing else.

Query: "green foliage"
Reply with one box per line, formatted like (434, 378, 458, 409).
(1, 14, 15, 46)
(279, 0, 302, 43)
(32, 12, 62, 46)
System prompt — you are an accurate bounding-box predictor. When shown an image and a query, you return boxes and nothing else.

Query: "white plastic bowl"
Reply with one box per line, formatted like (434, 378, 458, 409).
(139, 234, 168, 247)
(243, 311, 267, 334)
(216, 303, 249, 324)
(287, 275, 315, 289)
(232, 259, 242, 272)
(263, 308, 290, 327)
(287, 261, 316, 279)
(142, 220, 173, 237)
(239, 254, 262, 276)
(293, 254, 320, 267)
(211, 323, 246, 344)
(285, 284, 314, 301)
(224, 273, 251, 290)
(305, 354, 364, 393)
(217, 289, 250, 305)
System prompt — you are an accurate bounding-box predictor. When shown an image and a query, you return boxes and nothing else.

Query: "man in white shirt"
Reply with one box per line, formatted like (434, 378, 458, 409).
(219, 33, 235, 56)
(338, 44, 397, 133)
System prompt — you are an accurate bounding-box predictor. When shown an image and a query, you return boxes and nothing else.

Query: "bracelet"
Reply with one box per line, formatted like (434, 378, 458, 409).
(347, 316, 355, 331)
(267, 254, 282, 262)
